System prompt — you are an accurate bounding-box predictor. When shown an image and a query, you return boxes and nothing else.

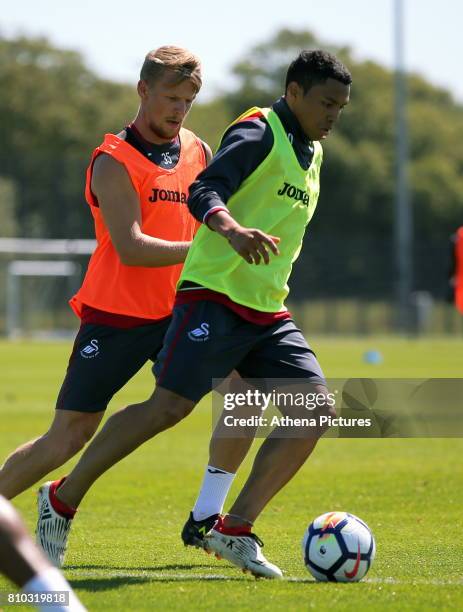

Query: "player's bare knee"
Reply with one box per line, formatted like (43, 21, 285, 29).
(48, 412, 102, 458)
(311, 387, 336, 436)
(64, 428, 93, 456)
(163, 398, 195, 426)
(152, 388, 195, 428)
(76, 417, 100, 445)
(319, 399, 336, 421)
(318, 405, 336, 436)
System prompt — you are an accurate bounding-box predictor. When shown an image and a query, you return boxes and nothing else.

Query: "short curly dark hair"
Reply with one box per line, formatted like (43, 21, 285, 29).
(285, 50, 352, 94)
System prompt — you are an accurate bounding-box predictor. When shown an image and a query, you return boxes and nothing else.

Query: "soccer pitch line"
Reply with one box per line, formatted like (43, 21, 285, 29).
(65, 569, 463, 586)
(287, 576, 463, 586)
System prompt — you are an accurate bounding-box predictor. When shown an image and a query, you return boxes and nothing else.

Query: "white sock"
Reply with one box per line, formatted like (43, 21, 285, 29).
(22, 567, 86, 612)
(192, 465, 236, 521)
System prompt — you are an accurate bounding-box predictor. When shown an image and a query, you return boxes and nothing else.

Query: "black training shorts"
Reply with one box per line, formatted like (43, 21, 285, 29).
(153, 301, 325, 403)
(56, 318, 171, 412)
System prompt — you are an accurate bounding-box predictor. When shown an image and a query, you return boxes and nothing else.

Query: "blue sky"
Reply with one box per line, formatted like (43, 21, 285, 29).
(2, 0, 461, 103)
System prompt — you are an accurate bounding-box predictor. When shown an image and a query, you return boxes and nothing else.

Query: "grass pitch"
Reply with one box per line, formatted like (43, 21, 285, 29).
(0, 336, 462, 611)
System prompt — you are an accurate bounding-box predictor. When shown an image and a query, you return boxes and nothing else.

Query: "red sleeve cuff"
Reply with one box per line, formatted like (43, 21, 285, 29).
(203, 206, 230, 226)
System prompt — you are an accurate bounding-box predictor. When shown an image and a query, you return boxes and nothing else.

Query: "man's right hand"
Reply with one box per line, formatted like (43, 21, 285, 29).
(224, 226, 280, 265)
(207, 210, 280, 265)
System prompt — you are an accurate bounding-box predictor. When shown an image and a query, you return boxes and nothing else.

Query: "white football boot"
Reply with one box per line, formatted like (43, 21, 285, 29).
(205, 526, 283, 579)
(36, 481, 73, 567)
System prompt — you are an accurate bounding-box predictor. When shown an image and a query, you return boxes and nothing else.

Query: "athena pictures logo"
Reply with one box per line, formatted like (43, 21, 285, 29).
(80, 339, 100, 359)
(187, 323, 210, 342)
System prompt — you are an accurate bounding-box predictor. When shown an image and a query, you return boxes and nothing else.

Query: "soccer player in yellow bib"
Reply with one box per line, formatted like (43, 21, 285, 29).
(39, 50, 351, 578)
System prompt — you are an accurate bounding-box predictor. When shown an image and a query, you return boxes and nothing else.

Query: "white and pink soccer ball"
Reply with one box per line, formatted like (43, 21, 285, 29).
(302, 511, 376, 582)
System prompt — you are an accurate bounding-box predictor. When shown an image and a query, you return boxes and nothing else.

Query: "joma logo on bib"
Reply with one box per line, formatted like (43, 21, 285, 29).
(149, 188, 187, 204)
(277, 182, 310, 206)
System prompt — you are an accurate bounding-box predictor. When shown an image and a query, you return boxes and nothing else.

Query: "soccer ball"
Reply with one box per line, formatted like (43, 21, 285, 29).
(302, 511, 375, 582)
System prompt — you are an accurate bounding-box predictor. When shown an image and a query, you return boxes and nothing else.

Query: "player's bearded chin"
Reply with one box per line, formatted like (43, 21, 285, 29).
(150, 120, 178, 139)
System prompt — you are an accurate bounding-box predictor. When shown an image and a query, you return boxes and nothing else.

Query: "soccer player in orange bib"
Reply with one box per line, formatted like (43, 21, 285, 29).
(0, 47, 251, 555)
(0, 47, 205, 502)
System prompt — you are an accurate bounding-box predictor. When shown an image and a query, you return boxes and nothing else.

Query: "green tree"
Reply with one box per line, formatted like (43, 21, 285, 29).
(0, 177, 18, 237)
(0, 35, 135, 238)
(185, 99, 233, 152)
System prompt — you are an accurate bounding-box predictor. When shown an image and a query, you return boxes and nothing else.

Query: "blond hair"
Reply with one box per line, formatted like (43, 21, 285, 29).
(140, 46, 202, 92)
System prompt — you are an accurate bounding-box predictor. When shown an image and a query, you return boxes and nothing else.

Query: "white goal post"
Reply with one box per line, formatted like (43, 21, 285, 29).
(0, 238, 95, 338)
(0, 238, 95, 255)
